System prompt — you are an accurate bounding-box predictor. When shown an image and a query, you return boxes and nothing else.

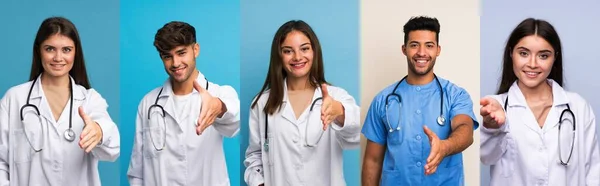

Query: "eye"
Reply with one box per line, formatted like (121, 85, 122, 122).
(178, 51, 186, 56)
(539, 54, 549, 60)
(301, 47, 311, 52)
(519, 51, 529, 57)
(409, 43, 418, 48)
(62, 47, 72, 53)
(426, 44, 435, 48)
(282, 49, 292, 54)
(161, 55, 172, 60)
(45, 47, 54, 52)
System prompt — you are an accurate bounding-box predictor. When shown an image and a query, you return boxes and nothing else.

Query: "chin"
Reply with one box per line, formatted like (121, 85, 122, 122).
(45, 71, 70, 78)
(520, 79, 546, 89)
(290, 72, 309, 79)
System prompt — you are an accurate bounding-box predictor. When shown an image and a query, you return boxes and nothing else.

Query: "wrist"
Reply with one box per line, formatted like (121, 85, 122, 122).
(440, 140, 451, 157)
(218, 98, 227, 117)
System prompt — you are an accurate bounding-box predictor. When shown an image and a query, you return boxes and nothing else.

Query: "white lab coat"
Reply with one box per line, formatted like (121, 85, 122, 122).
(0, 75, 120, 186)
(244, 82, 361, 186)
(127, 72, 240, 186)
(481, 80, 600, 186)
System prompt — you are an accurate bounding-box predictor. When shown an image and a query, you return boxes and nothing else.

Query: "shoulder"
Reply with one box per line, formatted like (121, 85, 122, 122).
(372, 81, 403, 101)
(252, 89, 271, 108)
(1, 81, 34, 106)
(439, 77, 469, 95)
(207, 81, 238, 96)
(323, 84, 351, 97)
(4, 81, 34, 97)
(564, 91, 592, 112)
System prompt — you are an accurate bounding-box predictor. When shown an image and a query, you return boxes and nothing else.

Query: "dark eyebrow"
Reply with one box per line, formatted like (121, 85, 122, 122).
(281, 43, 311, 49)
(408, 41, 436, 45)
(175, 48, 187, 53)
(538, 50, 553, 54)
(515, 46, 530, 52)
(160, 52, 171, 57)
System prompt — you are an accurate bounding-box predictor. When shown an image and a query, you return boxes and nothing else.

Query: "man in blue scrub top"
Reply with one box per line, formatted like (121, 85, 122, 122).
(361, 16, 479, 186)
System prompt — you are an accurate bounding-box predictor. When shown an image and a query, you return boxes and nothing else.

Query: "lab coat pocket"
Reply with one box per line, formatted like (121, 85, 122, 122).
(387, 129, 404, 146)
(13, 129, 33, 163)
(380, 169, 401, 186)
(142, 127, 162, 159)
(385, 108, 404, 146)
(266, 136, 275, 167)
(501, 137, 516, 178)
(434, 163, 462, 185)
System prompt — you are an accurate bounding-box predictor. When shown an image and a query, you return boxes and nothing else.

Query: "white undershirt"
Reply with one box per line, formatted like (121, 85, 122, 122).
(172, 93, 192, 119)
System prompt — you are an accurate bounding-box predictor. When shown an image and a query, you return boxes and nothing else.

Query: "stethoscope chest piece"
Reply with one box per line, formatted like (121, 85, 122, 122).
(64, 128, 75, 142)
(263, 139, 269, 152)
(437, 116, 445, 126)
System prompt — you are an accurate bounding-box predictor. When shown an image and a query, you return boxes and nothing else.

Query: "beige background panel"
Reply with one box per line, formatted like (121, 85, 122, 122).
(360, 0, 480, 185)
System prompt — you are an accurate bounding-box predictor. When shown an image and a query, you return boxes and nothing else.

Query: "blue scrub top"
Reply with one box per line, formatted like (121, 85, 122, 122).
(362, 76, 479, 186)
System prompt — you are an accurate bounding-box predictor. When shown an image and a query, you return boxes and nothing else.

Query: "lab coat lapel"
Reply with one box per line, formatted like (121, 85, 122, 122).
(280, 81, 296, 125)
(544, 80, 570, 131)
(508, 82, 542, 133)
(29, 76, 60, 137)
(159, 81, 184, 133)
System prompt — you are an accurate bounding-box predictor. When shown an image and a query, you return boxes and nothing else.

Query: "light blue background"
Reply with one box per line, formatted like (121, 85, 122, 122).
(240, 0, 360, 185)
(0, 1, 120, 185)
(119, 0, 240, 185)
(480, 0, 600, 185)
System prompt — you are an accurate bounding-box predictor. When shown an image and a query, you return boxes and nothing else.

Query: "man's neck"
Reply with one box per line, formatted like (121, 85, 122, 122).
(171, 70, 199, 95)
(406, 71, 434, 85)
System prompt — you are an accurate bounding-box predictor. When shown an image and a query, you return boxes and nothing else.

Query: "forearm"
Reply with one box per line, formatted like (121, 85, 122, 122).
(443, 123, 473, 156)
(334, 101, 345, 127)
(361, 159, 383, 186)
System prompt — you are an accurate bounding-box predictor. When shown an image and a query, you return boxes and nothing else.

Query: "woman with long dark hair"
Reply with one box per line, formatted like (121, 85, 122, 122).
(480, 18, 599, 185)
(0, 17, 120, 185)
(244, 20, 360, 186)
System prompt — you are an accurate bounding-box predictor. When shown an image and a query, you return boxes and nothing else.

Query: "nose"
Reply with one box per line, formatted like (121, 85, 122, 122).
(416, 46, 426, 57)
(527, 55, 538, 68)
(53, 51, 63, 62)
(293, 51, 301, 61)
(172, 55, 182, 67)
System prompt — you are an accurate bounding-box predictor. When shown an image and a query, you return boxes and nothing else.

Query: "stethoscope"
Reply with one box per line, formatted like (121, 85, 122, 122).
(263, 87, 325, 152)
(385, 74, 445, 133)
(20, 77, 76, 152)
(147, 79, 209, 151)
(503, 96, 575, 166)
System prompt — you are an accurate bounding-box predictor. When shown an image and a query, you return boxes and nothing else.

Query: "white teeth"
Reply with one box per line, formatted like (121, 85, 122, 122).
(291, 62, 306, 67)
(416, 60, 427, 63)
(525, 72, 540, 76)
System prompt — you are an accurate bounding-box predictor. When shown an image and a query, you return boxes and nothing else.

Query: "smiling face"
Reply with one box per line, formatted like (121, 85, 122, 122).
(40, 34, 76, 78)
(402, 30, 441, 77)
(160, 43, 199, 83)
(512, 35, 556, 89)
(280, 30, 314, 79)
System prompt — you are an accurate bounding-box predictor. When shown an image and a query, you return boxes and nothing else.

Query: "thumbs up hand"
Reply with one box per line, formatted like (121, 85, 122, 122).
(320, 84, 345, 130)
(79, 106, 103, 153)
